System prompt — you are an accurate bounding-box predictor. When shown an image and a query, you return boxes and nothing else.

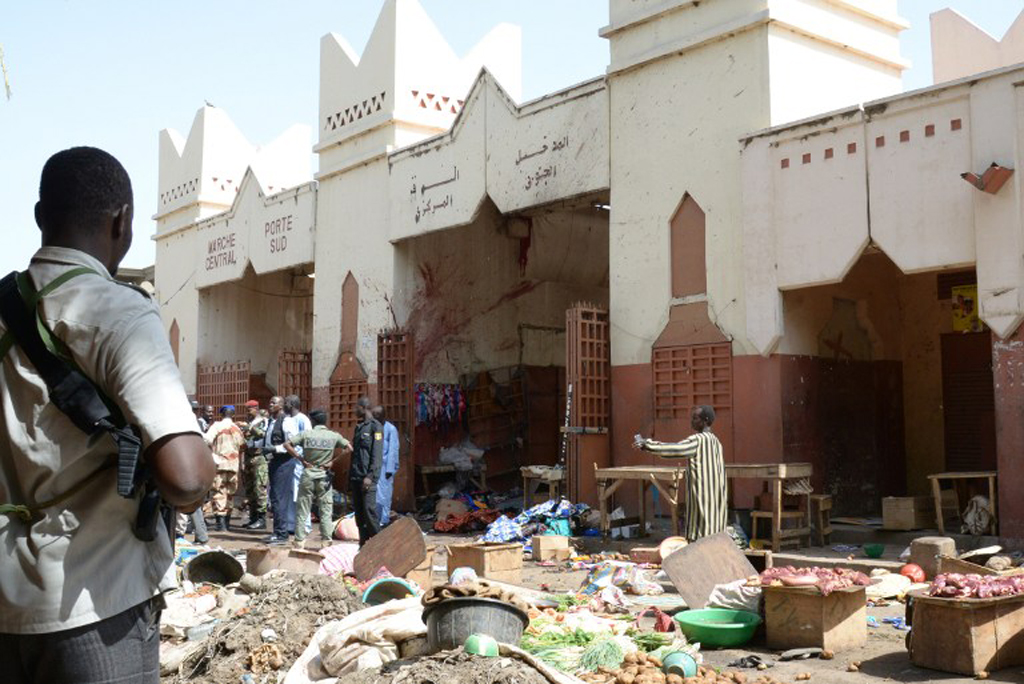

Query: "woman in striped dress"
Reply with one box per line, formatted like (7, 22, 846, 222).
(633, 405, 727, 541)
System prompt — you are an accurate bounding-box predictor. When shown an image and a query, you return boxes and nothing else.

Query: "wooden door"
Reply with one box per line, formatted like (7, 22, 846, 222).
(378, 330, 415, 511)
(941, 332, 996, 471)
(565, 303, 610, 505)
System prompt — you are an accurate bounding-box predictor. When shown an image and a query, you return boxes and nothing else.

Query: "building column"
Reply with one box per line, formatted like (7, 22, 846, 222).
(993, 324, 1024, 539)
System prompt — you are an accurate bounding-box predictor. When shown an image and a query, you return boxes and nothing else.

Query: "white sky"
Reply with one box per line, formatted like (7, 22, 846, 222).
(1, 0, 1022, 274)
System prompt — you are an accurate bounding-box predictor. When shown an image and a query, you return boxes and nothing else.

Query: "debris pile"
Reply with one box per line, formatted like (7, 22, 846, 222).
(334, 648, 551, 684)
(166, 572, 363, 683)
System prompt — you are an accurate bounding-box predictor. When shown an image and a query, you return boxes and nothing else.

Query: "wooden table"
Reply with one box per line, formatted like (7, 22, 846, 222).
(594, 462, 814, 551)
(927, 471, 997, 535)
(521, 467, 566, 508)
(417, 463, 488, 494)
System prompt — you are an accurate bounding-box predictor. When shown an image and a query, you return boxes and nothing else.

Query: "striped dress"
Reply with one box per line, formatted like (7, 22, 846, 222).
(639, 431, 728, 541)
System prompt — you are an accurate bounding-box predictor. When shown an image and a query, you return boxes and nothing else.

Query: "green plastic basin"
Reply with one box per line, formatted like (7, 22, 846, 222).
(673, 609, 761, 648)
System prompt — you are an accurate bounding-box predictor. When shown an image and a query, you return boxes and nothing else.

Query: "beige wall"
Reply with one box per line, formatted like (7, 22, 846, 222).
(198, 268, 314, 391)
(392, 204, 609, 382)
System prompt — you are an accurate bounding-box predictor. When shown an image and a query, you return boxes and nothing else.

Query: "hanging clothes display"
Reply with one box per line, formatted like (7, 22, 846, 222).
(415, 383, 466, 431)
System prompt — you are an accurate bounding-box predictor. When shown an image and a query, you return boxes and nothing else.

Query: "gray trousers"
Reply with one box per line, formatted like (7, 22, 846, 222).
(0, 596, 162, 683)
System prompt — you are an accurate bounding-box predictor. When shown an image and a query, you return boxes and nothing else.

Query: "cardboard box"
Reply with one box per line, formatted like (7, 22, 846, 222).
(909, 590, 1024, 675)
(764, 585, 866, 652)
(446, 543, 523, 584)
(532, 535, 570, 562)
(883, 496, 935, 531)
(629, 547, 661, 564)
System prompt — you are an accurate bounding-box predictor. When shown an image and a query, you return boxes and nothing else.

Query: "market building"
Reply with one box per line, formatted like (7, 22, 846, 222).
(153, 0, 1024, 538)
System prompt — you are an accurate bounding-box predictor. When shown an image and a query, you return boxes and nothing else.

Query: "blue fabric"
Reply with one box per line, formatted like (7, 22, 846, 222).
(481, 514, 521, 543)
(481, 498, 590, 543)
(375, 420, 400, 527)
(268, 454, 297, 537)
(381, 421, 399, 474)
(375, 473, 394, 527)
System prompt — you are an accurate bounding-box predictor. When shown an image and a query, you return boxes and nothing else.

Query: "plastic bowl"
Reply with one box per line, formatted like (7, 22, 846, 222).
(673, 609, 762, 648)
(864, 543, 885, 559)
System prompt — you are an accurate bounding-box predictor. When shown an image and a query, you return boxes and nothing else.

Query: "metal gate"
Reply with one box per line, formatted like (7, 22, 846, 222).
(278, 349, 312, 409)
(565, 303, 610, 504)
(378, 329, 415, 511)
(196, 361, 251, 410)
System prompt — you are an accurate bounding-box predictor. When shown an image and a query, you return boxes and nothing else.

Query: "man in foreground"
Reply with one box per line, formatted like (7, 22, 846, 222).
(284, 409, 350, 549)
(0, 147, 214, 682)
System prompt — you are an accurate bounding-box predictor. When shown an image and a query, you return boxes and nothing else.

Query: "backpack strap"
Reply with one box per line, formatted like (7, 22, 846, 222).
(0, 270, 144, 503)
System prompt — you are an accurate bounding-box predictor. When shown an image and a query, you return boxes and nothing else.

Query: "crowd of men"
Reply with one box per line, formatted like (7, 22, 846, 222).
(186, 395, 401, 548)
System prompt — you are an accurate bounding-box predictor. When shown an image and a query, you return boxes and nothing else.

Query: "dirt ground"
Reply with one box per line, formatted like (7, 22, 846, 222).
(186, 520, 1024, 684)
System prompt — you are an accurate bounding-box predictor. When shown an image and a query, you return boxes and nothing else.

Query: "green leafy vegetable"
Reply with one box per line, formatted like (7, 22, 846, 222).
(579, 638, 624, 672)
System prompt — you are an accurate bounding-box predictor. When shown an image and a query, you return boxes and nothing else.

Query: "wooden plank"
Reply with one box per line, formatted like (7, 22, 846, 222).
(353, 516, 426, 581)
(661, 532, 757, 609)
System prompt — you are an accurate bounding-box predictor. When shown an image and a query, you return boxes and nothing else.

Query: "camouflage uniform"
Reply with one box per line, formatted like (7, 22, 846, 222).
(244, 416, 269, 518)
(291, 426, 350, 545)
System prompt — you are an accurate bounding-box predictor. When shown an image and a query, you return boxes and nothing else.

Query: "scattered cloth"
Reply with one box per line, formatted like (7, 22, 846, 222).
(481, 499, 589, 543)
(779, 648, 822, 661)
(283, 596, 425, 683)
(579, 561, 663, 597)
(421, 580, 531, 613)
(729, 655, 774, 669)
(434, 508, 502, 533)
(708, 578, 762, 613)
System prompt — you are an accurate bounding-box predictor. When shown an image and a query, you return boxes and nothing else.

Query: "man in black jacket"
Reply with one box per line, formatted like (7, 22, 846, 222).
(351, 396, 384, 545)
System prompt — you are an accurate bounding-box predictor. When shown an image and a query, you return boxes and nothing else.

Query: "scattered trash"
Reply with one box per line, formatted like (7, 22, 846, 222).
(260, 628, 277, 643)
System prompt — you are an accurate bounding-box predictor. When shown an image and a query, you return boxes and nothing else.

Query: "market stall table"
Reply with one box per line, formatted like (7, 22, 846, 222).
(594, 462, 813, 551)
(521, 466, 566, 508)
(927, 471, 997, 535)
(417, 463, 488, 494)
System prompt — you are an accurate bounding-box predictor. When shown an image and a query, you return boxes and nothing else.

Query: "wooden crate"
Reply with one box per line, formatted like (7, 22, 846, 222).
(533, 535, 570, 562)
(882, 496, 935, 531)
(405, 546, 436, 590)
(764, 585, 866, 652)
(909, 590, 1024, 675)
(937, 556, 1024, 578)
(446, 543, 523, 584)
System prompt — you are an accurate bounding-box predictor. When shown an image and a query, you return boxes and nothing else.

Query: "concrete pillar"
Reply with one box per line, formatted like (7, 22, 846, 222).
(993, 323, 1024, 539)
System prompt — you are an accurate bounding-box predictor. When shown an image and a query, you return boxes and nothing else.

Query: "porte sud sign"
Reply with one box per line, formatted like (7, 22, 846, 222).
(266, 214, 293, 253)
(206, 233, 238, 270)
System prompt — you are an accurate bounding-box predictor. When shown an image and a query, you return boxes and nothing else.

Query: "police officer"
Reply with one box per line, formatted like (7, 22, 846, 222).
(284, 409, 350, 549)
(242, 400, 269, 529)
(351, 396, 384, 546)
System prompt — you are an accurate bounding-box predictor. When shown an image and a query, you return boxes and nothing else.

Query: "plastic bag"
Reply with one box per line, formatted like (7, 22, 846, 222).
(962, 495, 993, 536)
(707, 579, 762, 613)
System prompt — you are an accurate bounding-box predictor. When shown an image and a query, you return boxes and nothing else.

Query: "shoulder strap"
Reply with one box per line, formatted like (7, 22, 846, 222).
(0, 272, 111, 435)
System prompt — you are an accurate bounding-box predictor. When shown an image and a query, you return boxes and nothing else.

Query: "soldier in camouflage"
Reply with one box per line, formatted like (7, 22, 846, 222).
(242, 400, 269, 529)
(284, 409, 351, 548)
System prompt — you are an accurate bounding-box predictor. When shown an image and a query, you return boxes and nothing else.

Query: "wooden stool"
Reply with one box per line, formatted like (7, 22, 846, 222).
(751, 510, 809, 551)
(810, 494, 833, 546)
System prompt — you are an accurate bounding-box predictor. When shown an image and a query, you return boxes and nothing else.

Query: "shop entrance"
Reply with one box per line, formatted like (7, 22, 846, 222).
(392, 195, 610, 501)
(941, 332, 996, 472)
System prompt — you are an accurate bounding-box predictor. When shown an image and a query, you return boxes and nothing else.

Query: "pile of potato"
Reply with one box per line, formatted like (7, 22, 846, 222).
(575, 654, 800, 684)
(576, 651, 670, 684)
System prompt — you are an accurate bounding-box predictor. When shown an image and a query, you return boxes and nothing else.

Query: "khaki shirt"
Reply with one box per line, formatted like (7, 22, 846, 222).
(291, 426, 350, 477)
(0, 247, 200, 634)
